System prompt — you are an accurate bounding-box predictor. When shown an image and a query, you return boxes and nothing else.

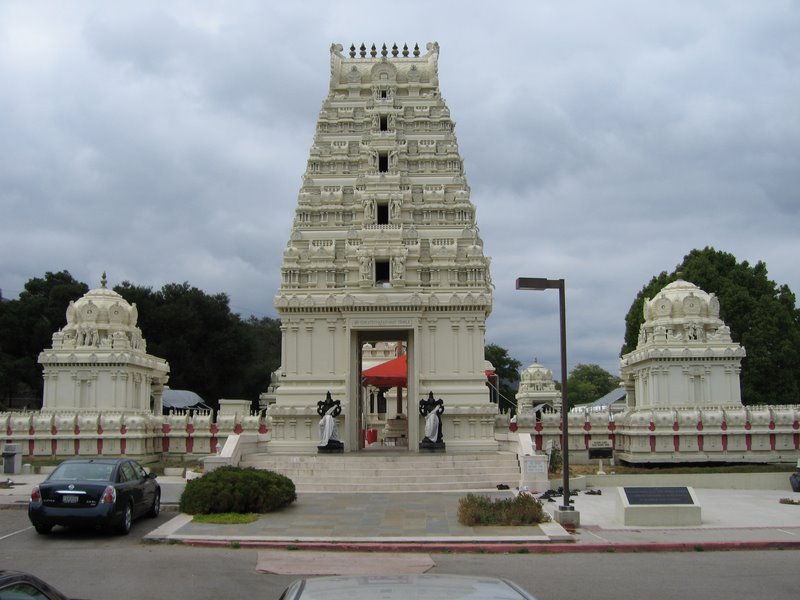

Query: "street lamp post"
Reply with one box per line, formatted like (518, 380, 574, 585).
(516, 277, 576, 521)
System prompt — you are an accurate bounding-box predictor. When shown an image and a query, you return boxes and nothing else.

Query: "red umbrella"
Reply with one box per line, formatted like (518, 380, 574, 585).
(361, 353, 407, 389)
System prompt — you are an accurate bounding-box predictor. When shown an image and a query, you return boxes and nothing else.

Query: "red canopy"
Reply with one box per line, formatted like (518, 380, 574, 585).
(361, 353, 407, 389)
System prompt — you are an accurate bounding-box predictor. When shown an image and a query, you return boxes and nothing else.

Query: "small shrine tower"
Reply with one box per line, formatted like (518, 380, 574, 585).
(38, 274, 170, 414)
(516, 359, 562, 413)
(270, 43, 496, 453)
(620, 279, 746, 409)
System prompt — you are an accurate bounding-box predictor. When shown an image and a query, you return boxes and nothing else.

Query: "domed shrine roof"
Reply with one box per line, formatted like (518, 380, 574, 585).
(518, 359, 558, 393)
(643, 279, 720, 323)
(520, 360, 554, 384)
(633, 278, 738, 350)
(53, 273, 146, 351)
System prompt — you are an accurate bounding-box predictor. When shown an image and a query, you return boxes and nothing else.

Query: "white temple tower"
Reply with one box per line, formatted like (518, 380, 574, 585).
(620, 279, 746, 409)
(38, 274, 169, 414)
(270, 42, 496, 453)
(516, 359, 562, 413)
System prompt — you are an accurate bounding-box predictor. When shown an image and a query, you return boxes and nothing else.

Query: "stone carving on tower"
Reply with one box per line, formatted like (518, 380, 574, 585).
(270, 42, 496, 453)
(38, 273, 170, 414)
(620, 279, 746, 409)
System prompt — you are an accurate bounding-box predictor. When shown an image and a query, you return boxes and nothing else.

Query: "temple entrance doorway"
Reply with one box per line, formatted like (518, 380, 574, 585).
(353, 329, 415, 452)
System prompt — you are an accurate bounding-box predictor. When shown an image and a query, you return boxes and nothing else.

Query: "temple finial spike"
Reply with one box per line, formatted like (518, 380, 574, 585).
(101, 272, 107, 289)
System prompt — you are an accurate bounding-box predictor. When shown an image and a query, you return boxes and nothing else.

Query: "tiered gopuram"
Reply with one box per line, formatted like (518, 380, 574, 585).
(269, 43, 496, 453)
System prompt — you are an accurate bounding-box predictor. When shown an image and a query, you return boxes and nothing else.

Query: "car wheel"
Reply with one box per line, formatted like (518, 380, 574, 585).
(148, 491, 161, 518)
(116, 502, 133, 535)
(34, 523, 53, 535)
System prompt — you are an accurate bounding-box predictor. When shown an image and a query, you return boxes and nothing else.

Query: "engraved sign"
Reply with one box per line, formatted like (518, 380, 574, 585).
(588, 439, 613, 460)
(623, 487, 694, 505)
(351, 318, 414, 328)
(525, 460, 547, 474)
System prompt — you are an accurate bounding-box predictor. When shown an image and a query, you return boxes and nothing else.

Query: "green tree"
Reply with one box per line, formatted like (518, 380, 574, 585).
(566, 363, 620, 406)
(116, 282, 244, 409)
(621, 247, 800, 405)
(0, 272, 283, 411)
(0, 271, 88, 408)
(485, 343, 522, 413)
(114, 282, 282, 409)
(238, 316, 282, 404)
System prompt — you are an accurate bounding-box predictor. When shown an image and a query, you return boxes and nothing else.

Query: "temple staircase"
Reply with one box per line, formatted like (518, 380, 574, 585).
(238, 452, 521, 493)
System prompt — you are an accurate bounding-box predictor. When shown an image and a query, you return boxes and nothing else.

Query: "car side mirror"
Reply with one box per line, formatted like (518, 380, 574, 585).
(148, 472, 158, 479)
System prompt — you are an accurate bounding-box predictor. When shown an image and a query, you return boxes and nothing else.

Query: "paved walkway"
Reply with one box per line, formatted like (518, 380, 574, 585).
(5, 473, 800, 552)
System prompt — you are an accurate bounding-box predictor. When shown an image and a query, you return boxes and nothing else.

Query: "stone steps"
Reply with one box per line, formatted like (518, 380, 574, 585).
(238, 452, 521, 493)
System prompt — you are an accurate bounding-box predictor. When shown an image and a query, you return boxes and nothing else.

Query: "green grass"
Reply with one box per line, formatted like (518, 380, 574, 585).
(192, 513, 260, 524)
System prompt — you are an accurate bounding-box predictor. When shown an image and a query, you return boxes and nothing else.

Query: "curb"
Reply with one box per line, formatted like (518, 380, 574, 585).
(144, 538, 800, 553)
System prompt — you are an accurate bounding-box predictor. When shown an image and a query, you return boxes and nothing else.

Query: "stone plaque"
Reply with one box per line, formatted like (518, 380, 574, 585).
(525, 459, 547, 474)
(623, 486, 694, 505)
(350, 318, 414, 329)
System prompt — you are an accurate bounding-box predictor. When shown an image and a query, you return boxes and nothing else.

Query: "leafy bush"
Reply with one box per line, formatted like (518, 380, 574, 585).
(179, 467, 296, 515)
(457, 493, 550, 526)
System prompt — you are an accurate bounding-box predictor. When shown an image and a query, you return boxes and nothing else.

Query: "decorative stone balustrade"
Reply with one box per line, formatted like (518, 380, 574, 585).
(496, 405, 799, 464)
(1, 410, 267, 458)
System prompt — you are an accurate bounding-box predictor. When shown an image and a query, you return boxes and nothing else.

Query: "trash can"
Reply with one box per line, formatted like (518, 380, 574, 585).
(791, 460, 800, 493)
(2, 444, 22, 475)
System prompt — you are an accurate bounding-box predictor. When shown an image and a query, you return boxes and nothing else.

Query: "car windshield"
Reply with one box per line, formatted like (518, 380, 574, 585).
(50, 462, 115, 482)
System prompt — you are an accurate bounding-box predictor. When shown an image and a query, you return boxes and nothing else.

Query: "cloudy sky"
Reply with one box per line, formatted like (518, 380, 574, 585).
(1, 1, 798, 379)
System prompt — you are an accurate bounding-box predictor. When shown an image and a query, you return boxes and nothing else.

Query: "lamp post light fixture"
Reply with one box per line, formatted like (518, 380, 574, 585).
(516, 277, 577, 523)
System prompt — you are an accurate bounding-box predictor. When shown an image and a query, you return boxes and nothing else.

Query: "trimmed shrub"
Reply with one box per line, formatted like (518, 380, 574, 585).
(457, 493, 550, 526)
(179, 467, 296, 515)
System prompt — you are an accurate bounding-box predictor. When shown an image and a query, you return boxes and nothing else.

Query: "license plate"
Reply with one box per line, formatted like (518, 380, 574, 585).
(62, 495, 79, 504)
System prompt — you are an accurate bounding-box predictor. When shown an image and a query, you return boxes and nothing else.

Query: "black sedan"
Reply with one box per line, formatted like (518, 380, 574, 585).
(28, 458, 160, 535)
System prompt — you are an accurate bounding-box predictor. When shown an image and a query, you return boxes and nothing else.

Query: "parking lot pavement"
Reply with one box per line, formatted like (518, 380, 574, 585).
(7, 473, 800, 552)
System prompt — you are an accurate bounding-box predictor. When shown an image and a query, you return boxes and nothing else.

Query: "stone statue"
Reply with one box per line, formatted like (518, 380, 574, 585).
(687, 323, 704, 341)
(391, 199, 401, 219)
(708, 324, 732, 342)
(317, 391, 344, 453)
(392, 255, 405, 279)
(360, 256, 373, 280)
(419, 391, 445, 452)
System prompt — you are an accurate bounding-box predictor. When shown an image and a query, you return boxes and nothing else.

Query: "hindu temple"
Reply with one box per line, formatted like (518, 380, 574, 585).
(268, 42, 497, 453)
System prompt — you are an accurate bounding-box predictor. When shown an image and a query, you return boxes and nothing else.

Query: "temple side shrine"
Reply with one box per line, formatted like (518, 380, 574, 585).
(268, 42, 497, 453)
(38, 273, 169, 415)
